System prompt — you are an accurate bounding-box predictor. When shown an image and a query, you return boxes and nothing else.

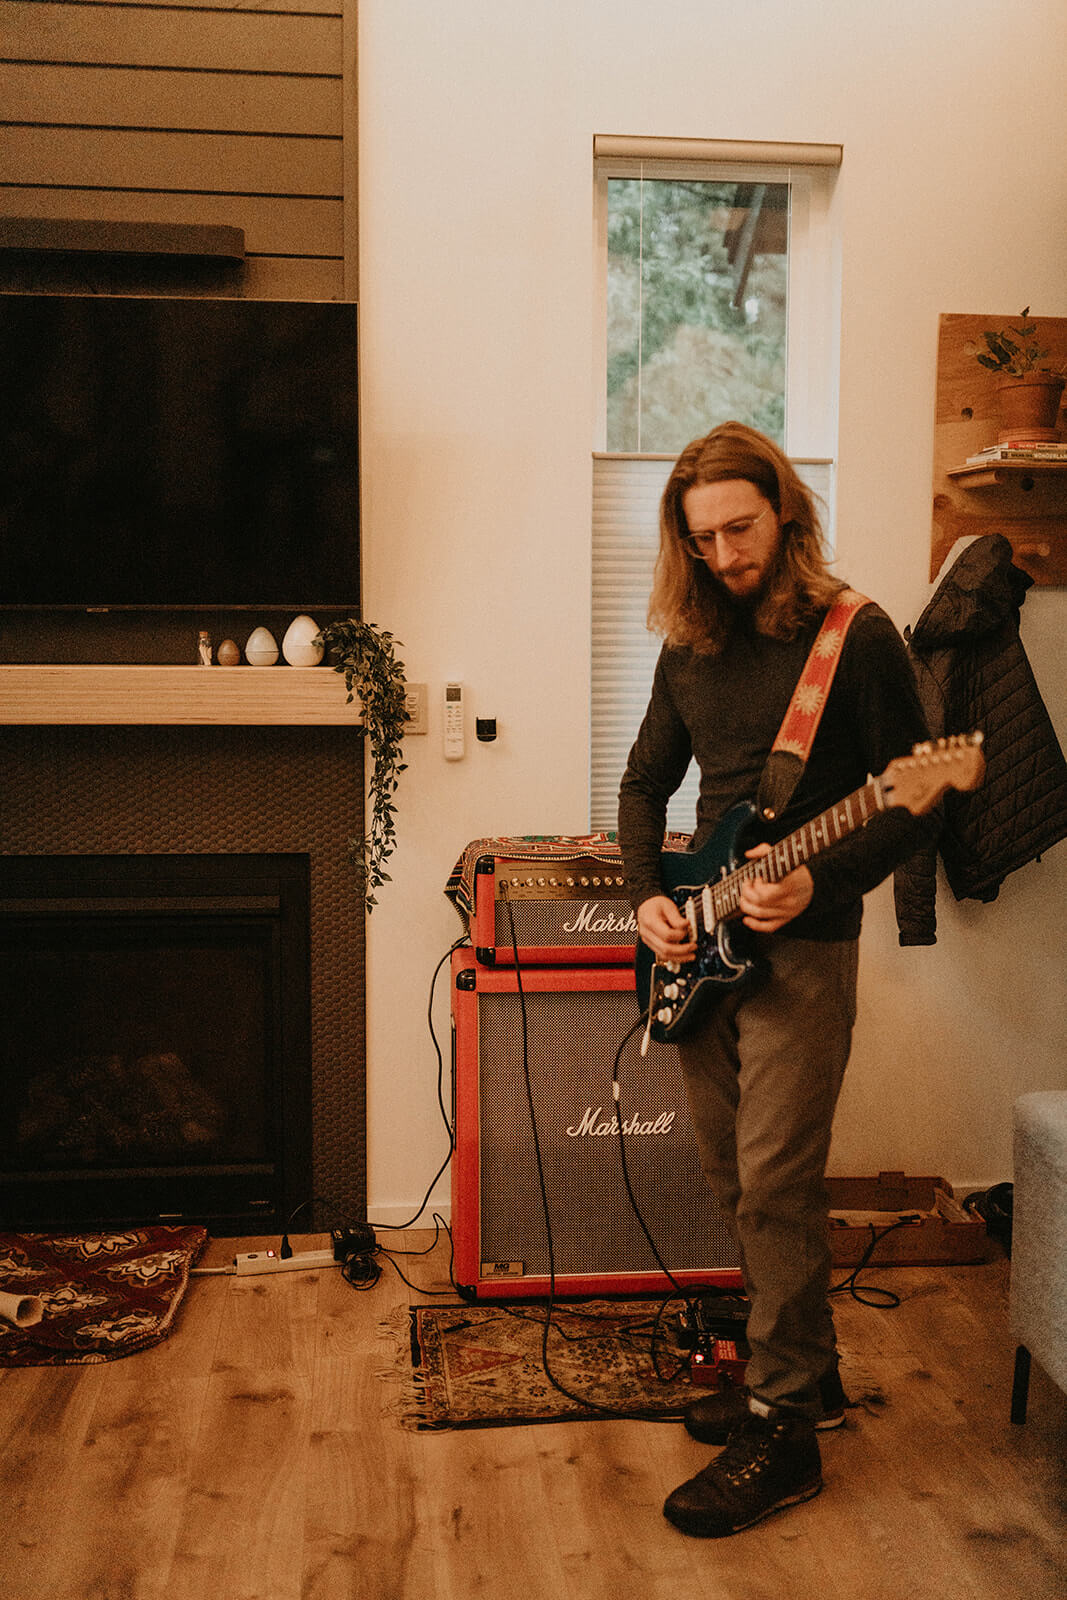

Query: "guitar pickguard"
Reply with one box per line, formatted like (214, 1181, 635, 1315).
(635, 803, 767, 1045)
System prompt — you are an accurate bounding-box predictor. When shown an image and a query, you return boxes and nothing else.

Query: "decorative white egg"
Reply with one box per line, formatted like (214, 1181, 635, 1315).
(245, 625, 279, 666)
(281, 613, 324, 667)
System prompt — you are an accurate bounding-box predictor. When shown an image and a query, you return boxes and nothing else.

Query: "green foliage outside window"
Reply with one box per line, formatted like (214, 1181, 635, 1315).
(606, 178, 787, 453)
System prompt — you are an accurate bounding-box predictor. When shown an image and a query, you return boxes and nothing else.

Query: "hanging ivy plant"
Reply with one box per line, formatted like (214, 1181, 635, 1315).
(315, 619, 409, 911)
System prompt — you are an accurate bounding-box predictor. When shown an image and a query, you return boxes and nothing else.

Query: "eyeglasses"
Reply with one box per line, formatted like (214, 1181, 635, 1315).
(682, 505, 773, 556)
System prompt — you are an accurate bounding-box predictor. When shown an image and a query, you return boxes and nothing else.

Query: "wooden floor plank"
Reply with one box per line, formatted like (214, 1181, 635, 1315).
(22, 1275, 226, 1600)
(301, 1272, 436, 1600)
(0, 1236, 1064, 1600)
(166, 1267, 322, 1600)
(0, 1367, 109, 1598)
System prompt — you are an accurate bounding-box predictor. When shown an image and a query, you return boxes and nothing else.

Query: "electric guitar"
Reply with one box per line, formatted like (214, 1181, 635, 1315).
(636, 733, 985, 1047)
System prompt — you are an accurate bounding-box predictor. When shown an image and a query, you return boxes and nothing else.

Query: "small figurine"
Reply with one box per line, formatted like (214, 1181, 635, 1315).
(197, 630, 213, 666)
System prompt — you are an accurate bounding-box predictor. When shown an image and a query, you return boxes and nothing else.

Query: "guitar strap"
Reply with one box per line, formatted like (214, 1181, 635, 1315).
(756, 587, 871, 821)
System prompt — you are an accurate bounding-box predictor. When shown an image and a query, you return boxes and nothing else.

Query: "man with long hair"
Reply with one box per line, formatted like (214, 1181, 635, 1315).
(618, 421, 931, 1538)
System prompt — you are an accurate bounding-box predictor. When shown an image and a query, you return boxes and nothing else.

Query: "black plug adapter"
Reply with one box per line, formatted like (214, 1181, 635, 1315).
(332, 1223, 376, 1261)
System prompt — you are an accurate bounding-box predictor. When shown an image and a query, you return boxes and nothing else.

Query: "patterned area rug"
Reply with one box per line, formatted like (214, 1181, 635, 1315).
(0, 1226, 208, 1366)
(381, 1299, 700, 1431)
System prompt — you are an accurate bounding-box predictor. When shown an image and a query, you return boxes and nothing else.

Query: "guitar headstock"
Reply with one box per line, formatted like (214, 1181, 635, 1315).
(881, 732, 985, 816)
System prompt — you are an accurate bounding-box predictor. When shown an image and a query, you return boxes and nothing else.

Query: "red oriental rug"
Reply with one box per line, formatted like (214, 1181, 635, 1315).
(0, 1225, 207, 1366)
(381, 1299, 696, 1431)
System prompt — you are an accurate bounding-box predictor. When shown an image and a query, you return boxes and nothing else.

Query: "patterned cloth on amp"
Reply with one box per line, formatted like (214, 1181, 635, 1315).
(444, 834, 625, 924)
(444, 831, 694, 926)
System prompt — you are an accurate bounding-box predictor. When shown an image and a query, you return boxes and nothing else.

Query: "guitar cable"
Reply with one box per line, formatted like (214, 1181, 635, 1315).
(493, 885, 699, 1417)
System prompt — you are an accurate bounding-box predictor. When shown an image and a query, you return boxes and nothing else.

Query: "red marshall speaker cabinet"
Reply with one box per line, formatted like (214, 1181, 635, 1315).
(450, 949, 741, 1299)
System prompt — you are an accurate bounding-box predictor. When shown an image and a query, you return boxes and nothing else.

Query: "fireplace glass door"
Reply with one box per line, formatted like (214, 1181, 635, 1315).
(0, 854, 312, 1233)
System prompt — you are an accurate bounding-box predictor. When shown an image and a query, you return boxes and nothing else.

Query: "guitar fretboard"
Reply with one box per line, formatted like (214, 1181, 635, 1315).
(693, 779, 885, 931)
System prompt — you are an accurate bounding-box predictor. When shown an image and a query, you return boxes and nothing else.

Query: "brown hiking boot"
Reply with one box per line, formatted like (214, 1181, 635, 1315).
(664, 1410, 823, 1538)
(684, 1364, 847, 1446)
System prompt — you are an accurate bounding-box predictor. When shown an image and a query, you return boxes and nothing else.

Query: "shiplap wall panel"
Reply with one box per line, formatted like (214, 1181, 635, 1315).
(1, 65, 343, 137)
(2, 127, 343, 197)
(65, 0, 343, 13)
(1, 0, 353, 295)
(5, 4, 342, 76)
(1, 186, 343, 258)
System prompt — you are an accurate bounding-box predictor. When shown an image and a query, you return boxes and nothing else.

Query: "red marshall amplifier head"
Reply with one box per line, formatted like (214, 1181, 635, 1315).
(473, 851, 638, 965)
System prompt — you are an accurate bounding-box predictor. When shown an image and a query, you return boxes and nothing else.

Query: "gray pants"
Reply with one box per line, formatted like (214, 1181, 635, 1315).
(678, 935, 859, 1415)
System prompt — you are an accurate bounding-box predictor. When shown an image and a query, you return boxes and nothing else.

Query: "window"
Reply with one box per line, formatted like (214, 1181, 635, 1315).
(591, 138, 840, 832)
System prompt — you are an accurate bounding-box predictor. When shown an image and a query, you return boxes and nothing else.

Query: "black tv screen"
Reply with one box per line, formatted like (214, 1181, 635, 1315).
(0, 294, 360, 609)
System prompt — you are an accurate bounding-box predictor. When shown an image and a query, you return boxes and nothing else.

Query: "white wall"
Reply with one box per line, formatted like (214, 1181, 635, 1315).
(358, 0, 1067, 1220)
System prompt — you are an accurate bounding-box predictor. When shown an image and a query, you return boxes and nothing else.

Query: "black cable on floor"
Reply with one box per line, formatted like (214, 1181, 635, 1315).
(829, 1219, 913, 1308)
(494, 889, 691, 1421)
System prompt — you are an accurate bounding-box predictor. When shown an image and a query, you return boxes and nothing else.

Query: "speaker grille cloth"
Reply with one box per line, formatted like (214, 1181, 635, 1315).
(477, 986, 734, 1278)
(492, 897, 636, 950)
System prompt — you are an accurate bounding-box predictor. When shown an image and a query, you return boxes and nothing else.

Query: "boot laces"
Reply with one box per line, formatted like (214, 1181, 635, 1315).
(716, 1416, 779, 1485)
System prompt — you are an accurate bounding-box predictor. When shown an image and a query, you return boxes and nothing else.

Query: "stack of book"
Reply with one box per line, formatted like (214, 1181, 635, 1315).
(966, 441, 1067, 465)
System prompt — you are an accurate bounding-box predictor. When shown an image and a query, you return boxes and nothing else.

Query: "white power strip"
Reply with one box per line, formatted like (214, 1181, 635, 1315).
(232, 1249, 338, 1276)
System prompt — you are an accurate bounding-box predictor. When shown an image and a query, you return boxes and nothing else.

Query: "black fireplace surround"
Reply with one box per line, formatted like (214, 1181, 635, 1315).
(0, 852, 313, 1233)
(0, 720, 367, 1234)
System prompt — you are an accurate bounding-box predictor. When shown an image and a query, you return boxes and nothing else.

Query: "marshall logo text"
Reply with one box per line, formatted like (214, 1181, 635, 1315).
(566, 1106, 676, 1138)
(561, 901, 638, 937)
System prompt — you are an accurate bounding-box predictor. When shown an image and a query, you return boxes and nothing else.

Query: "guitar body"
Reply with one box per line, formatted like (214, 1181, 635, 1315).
(633, 733, 986, 1049)
(635, 801, 769, 1046)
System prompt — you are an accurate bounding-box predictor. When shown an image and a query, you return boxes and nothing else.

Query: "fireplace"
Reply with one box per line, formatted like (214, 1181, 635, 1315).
(0, 852, 311, 1233)
(0, 720, 367, 1234)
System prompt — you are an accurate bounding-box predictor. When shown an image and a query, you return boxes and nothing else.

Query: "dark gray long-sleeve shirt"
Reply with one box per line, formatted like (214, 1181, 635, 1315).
(617, 602, 934, 941)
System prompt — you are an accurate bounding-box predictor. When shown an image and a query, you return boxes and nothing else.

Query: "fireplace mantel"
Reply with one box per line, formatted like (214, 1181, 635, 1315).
(0, 665, 364, 726)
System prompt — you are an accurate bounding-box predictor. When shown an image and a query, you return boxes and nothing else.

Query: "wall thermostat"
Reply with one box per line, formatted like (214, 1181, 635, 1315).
(443, 681, 465, 759)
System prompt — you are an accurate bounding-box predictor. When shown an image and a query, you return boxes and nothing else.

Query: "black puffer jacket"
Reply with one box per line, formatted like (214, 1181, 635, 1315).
(894, 534, 1067, 945)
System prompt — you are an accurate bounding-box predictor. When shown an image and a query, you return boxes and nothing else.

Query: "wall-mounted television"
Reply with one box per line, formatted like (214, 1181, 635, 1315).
(0, 294, 360, 610)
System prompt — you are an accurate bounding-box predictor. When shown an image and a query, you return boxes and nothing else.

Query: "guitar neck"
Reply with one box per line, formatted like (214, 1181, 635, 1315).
(710, 778, 885, 923)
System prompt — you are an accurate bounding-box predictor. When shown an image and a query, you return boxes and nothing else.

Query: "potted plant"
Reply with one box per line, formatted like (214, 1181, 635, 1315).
(315, 619, 409, 911)
(967, 308, 1066, 443)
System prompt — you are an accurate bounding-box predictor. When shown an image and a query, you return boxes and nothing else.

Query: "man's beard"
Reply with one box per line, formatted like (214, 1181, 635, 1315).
(711, 561, 774, 610)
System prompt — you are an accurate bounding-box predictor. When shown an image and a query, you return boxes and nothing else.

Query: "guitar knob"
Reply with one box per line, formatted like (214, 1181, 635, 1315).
(664, 984, 679, 999)
(657, 1007, 673, 1025)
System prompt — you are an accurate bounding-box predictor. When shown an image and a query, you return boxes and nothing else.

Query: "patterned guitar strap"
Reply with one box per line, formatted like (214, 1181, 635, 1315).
(756, 587, 871, 823)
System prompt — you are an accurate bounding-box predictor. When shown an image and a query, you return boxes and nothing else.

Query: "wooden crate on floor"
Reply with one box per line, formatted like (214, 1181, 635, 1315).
(827, 1171, 988, 1265)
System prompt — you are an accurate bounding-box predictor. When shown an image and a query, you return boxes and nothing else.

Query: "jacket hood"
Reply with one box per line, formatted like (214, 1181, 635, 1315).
(908, 534, 1032, 651)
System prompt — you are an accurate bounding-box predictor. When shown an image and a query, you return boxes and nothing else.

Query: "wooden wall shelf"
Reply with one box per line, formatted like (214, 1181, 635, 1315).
(0, 665, 363, 726)
(931, 313, 1067, 587)
(946, 461, 1067, 488)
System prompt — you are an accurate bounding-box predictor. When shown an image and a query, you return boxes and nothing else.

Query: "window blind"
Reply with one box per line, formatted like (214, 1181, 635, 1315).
(590, 453, 834, 834)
